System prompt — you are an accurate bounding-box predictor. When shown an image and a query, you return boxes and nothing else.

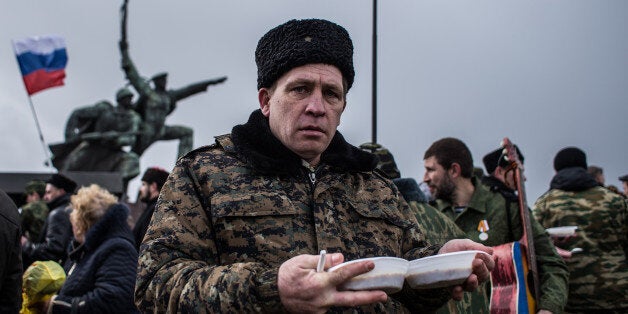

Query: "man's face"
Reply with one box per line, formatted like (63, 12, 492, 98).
(622, 181, 628, 196)
(153, 77, 167, 91)
(139, 181, 152, 202)
(259, 64, 345, 166)
(118, 95, 134, 109)
(44, 184, 65, 202)
(25, 192, 41, 203)
(423, 156, 456, 202)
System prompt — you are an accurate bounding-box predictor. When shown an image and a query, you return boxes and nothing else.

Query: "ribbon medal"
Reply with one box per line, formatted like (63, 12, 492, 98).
(477, 219, 489, 241)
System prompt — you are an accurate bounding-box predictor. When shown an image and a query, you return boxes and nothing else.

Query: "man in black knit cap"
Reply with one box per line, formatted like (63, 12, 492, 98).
(22, 173, 77, 267)
(132, 167, 169, 250)
(135, 18, 493, 313)
(533, 147, 628, 312)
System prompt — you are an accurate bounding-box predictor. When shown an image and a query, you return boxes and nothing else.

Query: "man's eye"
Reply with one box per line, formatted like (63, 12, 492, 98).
(325, 90, 341, 100)
(293, 86, 307, 93)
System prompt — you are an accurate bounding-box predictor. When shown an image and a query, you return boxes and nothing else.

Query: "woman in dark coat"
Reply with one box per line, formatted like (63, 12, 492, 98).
(46, 184, 139, 313)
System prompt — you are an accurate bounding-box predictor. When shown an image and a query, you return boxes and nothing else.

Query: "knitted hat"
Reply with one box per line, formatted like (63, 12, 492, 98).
(483, 145, 525, 174)
(554, 147, 587, 171)
(25, 180, 46, 196)
(141, 167, 169, 189)
(46, 174, 77, 194)
(255, 18, 354, 91)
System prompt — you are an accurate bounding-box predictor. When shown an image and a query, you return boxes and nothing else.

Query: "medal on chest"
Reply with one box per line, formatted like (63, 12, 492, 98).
(477, 219, 489, 241)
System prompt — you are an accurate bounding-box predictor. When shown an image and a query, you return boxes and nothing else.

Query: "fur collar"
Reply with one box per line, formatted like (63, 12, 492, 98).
(69, 203, 133, 257)
(230, 109, 377, 176)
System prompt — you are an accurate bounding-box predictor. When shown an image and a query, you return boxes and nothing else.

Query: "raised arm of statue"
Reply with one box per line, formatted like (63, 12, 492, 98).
(168, 76, 228, 102)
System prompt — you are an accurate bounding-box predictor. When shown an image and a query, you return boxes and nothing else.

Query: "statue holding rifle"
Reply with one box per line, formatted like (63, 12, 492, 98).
(49, 87, 142, 191)
(119, 0, 227, 159)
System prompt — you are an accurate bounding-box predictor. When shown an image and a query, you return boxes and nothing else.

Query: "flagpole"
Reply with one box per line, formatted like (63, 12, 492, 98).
(371, 0, 378, 144)
(25, 95, 54, 170)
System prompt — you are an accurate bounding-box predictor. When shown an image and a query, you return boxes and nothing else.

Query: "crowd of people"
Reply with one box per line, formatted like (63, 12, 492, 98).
(1, 17, 627, 314)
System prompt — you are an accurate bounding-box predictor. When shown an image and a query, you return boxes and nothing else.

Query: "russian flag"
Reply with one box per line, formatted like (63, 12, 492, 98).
(12, 35, 68, 96)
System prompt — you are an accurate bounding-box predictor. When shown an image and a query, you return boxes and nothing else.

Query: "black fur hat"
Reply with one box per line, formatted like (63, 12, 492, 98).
(255, 18, 354, 91)
(46, 174, 77, 194)
(483, 145, 525, 174)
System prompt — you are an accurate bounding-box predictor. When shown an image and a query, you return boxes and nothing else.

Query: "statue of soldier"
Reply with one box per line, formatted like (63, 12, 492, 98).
(50, 87, 142, 191)
(119, 43, 226, 158)
(119, 0, 226, 159)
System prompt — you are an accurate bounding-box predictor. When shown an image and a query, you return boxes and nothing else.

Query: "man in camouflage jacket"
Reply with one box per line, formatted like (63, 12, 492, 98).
(423, 138, 569, 314)
(135, 19, 494, 313)
(534, 147, 628, 313)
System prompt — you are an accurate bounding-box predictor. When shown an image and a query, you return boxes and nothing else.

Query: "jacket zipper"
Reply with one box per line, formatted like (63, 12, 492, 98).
(301, 160, 317, 186)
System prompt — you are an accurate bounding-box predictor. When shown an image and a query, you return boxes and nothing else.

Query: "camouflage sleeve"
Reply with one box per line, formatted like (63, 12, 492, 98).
(532, 194, 550, 228)
(395, 195, 452, 312)
(134, 156, 285, 313)
(531, 217, 569, 313)
(409, 201, 466, 245)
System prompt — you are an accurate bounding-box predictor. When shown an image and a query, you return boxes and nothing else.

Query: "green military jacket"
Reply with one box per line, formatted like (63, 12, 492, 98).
(433, 178, 568, 313)
(407, 201, 483, 314)
(20, 200, 49, 241)
(135, 110, 450, 313)
(534, 170, 628, 312)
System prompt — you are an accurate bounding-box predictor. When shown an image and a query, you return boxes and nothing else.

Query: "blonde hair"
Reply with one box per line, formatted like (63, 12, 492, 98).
(70, 184, 118, 240)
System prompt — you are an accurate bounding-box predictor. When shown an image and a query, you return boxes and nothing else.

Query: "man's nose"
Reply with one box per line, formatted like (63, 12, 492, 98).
(305, 91, 325, 116)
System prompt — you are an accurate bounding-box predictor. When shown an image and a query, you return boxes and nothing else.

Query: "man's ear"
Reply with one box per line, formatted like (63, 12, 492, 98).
(449, 163, 462, 178)
(258, 88, 271, 117)
(149, 182, 159, 196)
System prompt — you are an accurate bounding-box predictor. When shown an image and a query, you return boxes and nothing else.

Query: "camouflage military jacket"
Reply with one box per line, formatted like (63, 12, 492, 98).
(135, 110, 449, 313)
(433, 178, 569, 314)
(20, 200, 49, 241)
(534, 167, 628, 312)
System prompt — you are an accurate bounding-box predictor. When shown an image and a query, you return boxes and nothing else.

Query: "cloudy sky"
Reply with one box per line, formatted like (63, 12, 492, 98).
(1, 1, 627, 203)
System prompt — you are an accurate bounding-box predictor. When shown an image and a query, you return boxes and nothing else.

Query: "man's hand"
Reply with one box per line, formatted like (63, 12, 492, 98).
(554, 247, 572, 261)
(278, 253, 387, 313)
(439, 239, 495, 300)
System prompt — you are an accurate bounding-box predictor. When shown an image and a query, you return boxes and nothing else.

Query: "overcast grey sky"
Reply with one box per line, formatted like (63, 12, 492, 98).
(1, 1, 627, 202)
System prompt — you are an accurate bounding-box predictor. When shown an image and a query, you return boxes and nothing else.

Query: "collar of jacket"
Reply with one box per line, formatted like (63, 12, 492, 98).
(47, 193, 71, 210)
(550, 167, 599, 192)
(480, 175, 518, 201)
(69, 203, 133, 258)
(227, 109, 378, 176)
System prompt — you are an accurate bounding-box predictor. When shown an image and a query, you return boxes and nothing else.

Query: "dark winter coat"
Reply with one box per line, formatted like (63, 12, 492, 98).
(22, 193, 73, 267)
(0, 189, 22, 314)
(132, 198, 156, 251)
(50, 203, 139, 314)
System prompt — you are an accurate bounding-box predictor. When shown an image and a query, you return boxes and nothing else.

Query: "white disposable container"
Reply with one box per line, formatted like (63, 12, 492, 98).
(546, 226, 578, 237)
(406, 250, 489, 289)
(328, 257, 408, 294)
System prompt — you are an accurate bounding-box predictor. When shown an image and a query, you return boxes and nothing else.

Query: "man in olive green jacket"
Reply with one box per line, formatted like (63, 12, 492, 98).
(423, 137, 568, 314)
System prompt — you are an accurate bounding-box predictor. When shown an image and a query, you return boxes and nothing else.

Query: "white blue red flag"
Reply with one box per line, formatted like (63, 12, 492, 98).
(12, 35, 68, 95)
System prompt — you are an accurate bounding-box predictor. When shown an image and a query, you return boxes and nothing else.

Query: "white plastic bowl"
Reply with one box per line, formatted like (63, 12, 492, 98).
(328, 257, 408, 294)
(406, 250, 489, 289)
(546, 226, 578, 237)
